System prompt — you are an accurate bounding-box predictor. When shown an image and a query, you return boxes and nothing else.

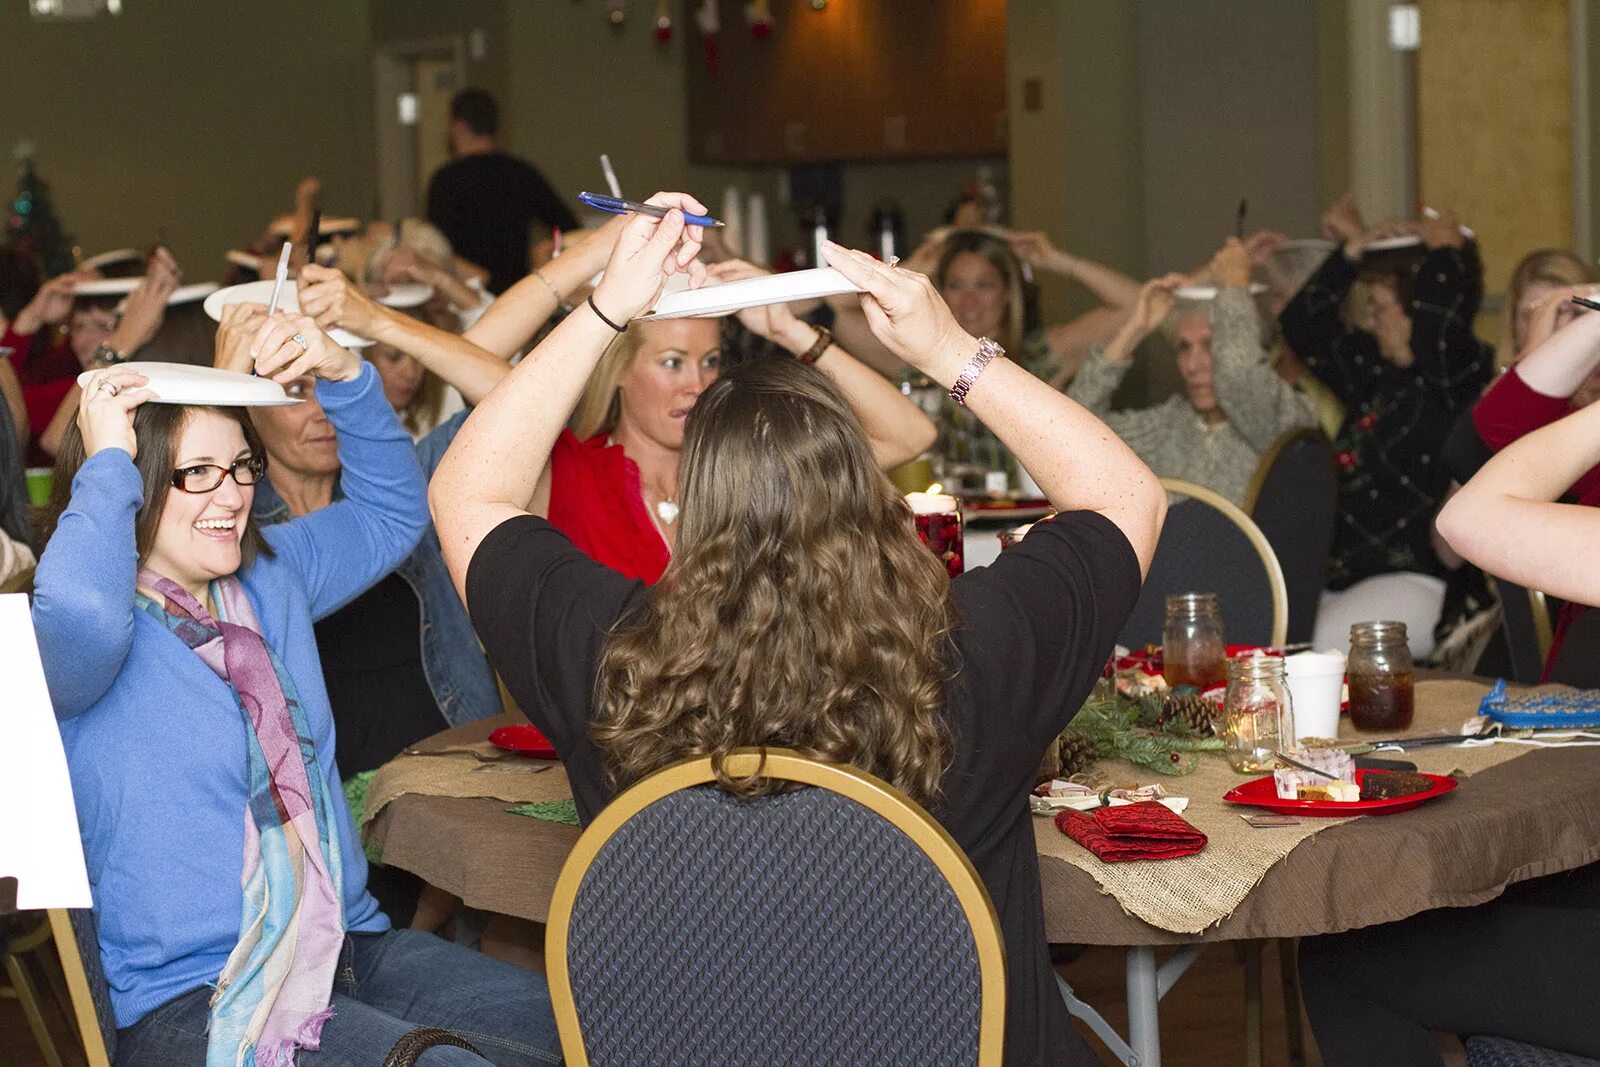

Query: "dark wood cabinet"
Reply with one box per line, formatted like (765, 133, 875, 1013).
(686, 0, 1007, 164)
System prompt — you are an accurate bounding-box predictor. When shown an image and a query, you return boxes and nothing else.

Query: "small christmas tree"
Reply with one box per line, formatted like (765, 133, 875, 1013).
(7, 142, 75, 277)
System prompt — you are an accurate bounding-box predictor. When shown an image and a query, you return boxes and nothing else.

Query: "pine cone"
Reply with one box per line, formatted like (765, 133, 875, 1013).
(1165, 692, 1221, 736)
(1057, 732, 1100, 776)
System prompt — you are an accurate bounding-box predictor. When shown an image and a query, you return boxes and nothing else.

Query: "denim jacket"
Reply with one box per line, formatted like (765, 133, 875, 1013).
(253, 409, 501, 727)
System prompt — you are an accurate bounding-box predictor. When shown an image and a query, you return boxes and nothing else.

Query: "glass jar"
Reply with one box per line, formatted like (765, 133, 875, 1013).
(1162, 592, 1227, 689)
(1223, 655, 1295, 773)
(1347, 621, 1415, 731)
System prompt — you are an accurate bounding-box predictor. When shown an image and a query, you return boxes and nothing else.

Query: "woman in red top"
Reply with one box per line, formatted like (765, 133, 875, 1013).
(1468, 304, 1600, 675)
(3, 253, 179, 464)
(530, 263, 937, 584)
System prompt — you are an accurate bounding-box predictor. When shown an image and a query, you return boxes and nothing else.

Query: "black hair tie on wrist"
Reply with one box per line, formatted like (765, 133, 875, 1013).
(587, 294, 627, 333)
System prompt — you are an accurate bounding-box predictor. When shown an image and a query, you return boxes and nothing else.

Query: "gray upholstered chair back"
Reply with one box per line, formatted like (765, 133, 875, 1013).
(1466, 1035, 1600, 1067)
(1244, 429, 1337, 645)
(1119, 479, 1289, 649)
(547, 751, 1005, 1067)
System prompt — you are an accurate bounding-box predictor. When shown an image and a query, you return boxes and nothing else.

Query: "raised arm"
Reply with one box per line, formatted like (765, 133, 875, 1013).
(1407, 210, 1490, 396)
(826, 241, 1166, 576)
(1206, 239, 1317, 451)
(239, 309, 429, 617)
(432, 193, 709, 602)
(1056, 272, 1185, 394)
(1437, 398, 1600, 606)
(463, 216, 626, 358)
(708, 258, 936, 468)
(30, 364, 156, 717)
(296, 264, 510, 406)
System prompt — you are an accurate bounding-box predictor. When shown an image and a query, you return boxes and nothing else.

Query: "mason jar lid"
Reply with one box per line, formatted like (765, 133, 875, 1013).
(1350, 620, 1408, 647)
(1165, 592, 1220, 615)
(1226, 653, 1286, 681)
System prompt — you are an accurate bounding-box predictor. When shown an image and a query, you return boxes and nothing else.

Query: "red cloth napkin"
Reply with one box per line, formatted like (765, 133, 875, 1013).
(1055, 801, 1208, 862)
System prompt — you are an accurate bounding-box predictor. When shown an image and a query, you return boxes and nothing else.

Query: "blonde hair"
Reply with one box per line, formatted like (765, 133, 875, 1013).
(570, 325, 647, 440)
(363, 218, 457, 287)
(592, 359, 956, 806)
(1500, 249, 1595, 362)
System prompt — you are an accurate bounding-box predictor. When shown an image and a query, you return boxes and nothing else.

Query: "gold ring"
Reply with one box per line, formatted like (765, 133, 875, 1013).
(97, 379, 120, 397)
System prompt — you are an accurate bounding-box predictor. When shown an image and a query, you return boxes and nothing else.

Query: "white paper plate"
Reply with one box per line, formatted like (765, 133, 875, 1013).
(375, 283, 434, 309)
(71, 278, 141, 298)
(1365, 226, 1476, 253)
(641, 267, 864, 320)
(75, 280, 220, 307)
(166, 282, 220, 306)
(1174, 283, 1269, 301)
(80, 248, 142, 272)
(76, 362, 300, 407)
(1278, 238, 1335, 254)
(202, 280, 373, 348)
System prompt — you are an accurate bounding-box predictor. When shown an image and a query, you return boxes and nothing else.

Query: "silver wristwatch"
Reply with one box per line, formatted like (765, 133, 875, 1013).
(948, 336, 1004, 406)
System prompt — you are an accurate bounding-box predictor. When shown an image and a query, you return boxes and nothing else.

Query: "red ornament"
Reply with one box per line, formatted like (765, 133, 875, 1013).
(655, 19, 673, 43)
(1170, 752, 1182, 763)
(1356, 412, 1378, 431)
(1336, 450, 1358, 470)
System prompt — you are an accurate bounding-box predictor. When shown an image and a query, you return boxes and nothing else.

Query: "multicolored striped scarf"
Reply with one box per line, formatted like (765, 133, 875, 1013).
(135, 571, 346, 1067)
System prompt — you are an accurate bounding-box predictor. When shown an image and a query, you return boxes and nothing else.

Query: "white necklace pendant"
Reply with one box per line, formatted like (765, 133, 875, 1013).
(656, 499, 680, 525)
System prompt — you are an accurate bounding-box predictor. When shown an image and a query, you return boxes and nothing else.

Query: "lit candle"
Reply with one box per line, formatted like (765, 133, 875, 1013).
(879, 216, 895, 262)
(812, 217, 828, 271)
(721, 185, 744, 258)
(906, 484, 964, 577)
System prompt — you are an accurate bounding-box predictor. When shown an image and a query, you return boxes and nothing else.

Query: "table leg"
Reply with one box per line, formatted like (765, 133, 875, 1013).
(1127, 946, 1161, 1066)
(1243, 940, 1263, 1067)
(1280, 938, 1306, 1067)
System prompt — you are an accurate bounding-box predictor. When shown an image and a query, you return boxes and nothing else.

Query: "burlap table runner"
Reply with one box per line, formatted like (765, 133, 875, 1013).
(360, 743, 574, 830)
(1033, 679, 1538, 933)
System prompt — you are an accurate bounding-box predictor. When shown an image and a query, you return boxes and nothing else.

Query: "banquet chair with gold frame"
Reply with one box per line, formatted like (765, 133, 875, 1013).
(545, 749, 1006, 1067)
(0, 908, 115, 1067)
(1118, 478, 1289, 649)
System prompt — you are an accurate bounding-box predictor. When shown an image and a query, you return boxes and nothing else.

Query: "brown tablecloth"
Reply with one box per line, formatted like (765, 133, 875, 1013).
(364, 693, 1600, 947)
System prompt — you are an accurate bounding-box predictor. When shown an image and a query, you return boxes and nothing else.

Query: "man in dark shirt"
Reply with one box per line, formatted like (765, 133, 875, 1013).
(426, 88, 578, 295)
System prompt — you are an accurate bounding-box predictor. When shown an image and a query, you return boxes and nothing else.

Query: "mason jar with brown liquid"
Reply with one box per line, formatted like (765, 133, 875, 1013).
(1347, 621, 1415, 731)
(1163, 592, 1227, 689)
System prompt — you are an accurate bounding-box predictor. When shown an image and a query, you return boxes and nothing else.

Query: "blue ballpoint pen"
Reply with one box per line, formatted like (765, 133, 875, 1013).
(578, 191, 724, 228)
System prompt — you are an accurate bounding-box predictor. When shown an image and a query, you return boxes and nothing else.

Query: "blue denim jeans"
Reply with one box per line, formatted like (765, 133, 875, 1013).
(114, 930, 561, 1066)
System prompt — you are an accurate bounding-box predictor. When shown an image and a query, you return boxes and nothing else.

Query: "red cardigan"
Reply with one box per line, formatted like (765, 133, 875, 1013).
(1472, 366, 1600, 676)
(547, 429, 670, 585)
(2, 325, 80, 466)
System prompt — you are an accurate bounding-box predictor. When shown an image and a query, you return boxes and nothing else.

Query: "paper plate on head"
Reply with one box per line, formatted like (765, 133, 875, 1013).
(1365, 225, 1476, 253)
(641, 267, 864, 320)
(374, 283, 433, 309)
(76, 362, 300, 407)
(203, 280, 374, 348)
(1278, 238, 1335, 254)
(166, 282, 220, 306)
(71, 278, 141, 298)
(1174, 283, 1269, 301)
(80, 248, 143, 272)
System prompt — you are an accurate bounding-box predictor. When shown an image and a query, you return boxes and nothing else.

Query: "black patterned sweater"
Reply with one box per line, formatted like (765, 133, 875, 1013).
(1279, 243, 1493, 590)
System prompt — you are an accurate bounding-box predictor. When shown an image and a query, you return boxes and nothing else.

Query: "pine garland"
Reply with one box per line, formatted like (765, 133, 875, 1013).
(1062, 692, 1226, 776)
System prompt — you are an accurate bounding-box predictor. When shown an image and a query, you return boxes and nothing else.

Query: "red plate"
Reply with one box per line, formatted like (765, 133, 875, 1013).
(487, 724, 559, 760)
(1223, 769, 1457, 816)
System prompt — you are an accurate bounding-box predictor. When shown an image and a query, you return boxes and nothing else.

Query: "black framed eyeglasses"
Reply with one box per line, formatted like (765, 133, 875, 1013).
(169, 455, 268, 494)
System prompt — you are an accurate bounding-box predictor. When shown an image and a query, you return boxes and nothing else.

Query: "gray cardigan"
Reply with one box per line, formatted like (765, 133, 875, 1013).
(1067, 287, 1318, 506)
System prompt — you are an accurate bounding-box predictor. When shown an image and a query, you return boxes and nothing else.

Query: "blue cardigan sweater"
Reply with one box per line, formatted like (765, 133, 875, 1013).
(30, 364, 430, 1029)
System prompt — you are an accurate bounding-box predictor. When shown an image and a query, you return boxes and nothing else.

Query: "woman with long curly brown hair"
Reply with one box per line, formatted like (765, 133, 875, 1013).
(432, 193, 1166, 1066)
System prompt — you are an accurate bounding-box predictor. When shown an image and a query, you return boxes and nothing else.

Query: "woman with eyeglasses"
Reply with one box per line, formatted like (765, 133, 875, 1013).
(30, 314, 562, 1065)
